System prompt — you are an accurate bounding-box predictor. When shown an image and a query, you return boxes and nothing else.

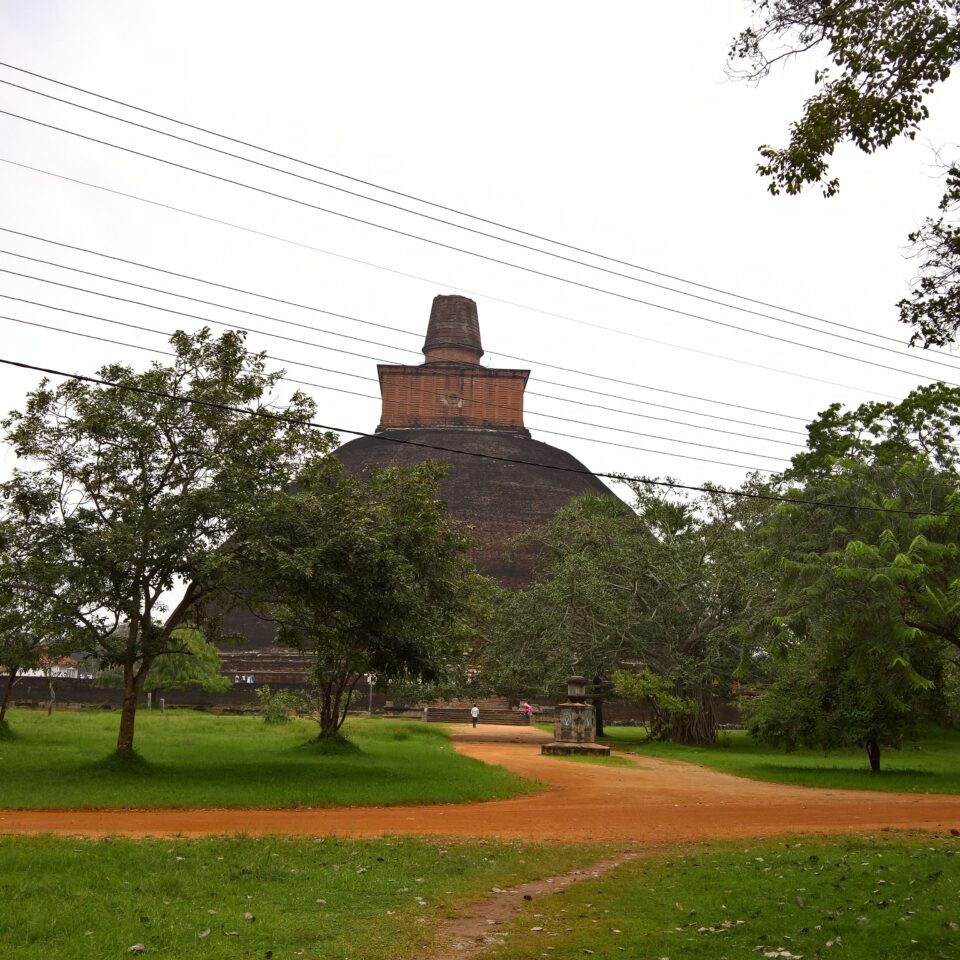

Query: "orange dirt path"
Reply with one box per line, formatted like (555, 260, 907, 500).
(2, 727, 960, 841)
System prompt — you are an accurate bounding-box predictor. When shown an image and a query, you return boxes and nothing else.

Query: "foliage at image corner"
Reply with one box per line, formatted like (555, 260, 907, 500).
(737, 384, 960, 769)
(729, 1, 960, 348)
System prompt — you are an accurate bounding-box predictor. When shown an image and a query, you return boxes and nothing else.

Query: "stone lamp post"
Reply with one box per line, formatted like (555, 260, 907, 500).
(541, 676, 610, 756)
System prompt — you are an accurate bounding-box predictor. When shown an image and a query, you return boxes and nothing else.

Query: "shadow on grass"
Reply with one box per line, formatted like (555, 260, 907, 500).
(0, 721, 18, 741)
(298, 734, 363, 756)
(752, 763, 936, 778)
(87, 750, 152, 774)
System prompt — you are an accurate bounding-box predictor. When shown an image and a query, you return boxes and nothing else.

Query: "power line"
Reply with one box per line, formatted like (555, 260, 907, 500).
(0, 313, 780, 472)
(0, 226, 810, 430)
(1, 259, 801, 449)
(0, 299, 790, 464)
(1, 107, 952, 388)
(0, 60, 947, 359)
(0, 157, 901, 403)
(4, 76, 957, 374)
(1, 351, 952, 518)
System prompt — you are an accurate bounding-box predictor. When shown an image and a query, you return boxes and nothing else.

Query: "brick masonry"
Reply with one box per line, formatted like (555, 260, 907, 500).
(377, 364, 529, 432)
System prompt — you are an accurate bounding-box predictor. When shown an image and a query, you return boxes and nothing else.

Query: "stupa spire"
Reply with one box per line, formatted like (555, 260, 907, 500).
(422, 294, 483, 365)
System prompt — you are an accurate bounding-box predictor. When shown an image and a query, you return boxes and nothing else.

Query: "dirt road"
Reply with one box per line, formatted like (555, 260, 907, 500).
(2, 726, 959, 840)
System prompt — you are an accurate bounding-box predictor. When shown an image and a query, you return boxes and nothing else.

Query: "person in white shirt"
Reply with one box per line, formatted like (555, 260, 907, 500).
(470, 704, 480, 728)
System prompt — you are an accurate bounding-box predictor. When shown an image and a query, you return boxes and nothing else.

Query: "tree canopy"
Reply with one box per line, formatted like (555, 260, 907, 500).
(228, 457, 486, 740)
(1, 328, 328, 753)
(742, 384, 960, 769)
(730, 1, 960, 346)
(480, 481, 769, 743)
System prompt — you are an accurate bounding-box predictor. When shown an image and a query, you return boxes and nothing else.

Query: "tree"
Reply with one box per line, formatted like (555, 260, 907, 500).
(480, 484, 769, 744)
(229, 457, 484, 741)
(478, 495, 641, 735)
(0, 511, 70, 724)
(745, 532, 946, 771)
(95, 628, 230, 694)
(729, 1, 960, 345)
(743, 384, 960, 768)
(2, 329, 328, 754)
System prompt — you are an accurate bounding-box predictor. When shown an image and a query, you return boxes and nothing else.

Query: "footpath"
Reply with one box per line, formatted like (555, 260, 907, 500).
(2, 725, 960, 840)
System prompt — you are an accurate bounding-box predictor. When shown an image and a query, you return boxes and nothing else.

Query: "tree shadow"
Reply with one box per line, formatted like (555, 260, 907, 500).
(86, 750, 152, 774)
(753, 763, 935, 778)
(298, 734, 363, 756)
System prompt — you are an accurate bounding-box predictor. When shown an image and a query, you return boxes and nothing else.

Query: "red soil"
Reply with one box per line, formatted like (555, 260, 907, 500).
(2, 726, 959, 841)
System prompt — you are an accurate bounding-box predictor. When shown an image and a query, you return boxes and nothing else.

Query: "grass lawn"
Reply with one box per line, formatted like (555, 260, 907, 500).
(0, 708, 537, 809)
(0, 835, 594, 960)
(603, 725, 960, 794)
(489, 834, 960, 960)
(546, 752, 634, 768)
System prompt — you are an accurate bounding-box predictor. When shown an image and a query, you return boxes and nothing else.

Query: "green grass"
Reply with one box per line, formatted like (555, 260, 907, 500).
(490, 834, 960, 960)
(603, 725, 960, 793)
(545, 752, 634, 768)
(0, 708, 538, 809)
(0, 835, 595, 960)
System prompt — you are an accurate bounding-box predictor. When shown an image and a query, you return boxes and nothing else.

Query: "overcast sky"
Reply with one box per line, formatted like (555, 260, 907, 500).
(2, 0, 959, 494)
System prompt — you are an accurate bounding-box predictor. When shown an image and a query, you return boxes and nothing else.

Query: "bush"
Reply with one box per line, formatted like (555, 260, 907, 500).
(256, 686, 302, 725)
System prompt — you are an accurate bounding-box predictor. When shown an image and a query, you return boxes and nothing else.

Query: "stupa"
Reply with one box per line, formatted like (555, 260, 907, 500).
(221, 294, 614, 651)
(335, 294, 613, 588)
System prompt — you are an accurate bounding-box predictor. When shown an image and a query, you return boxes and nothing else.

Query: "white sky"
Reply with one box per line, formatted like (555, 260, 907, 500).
(2, 0, 959, 493)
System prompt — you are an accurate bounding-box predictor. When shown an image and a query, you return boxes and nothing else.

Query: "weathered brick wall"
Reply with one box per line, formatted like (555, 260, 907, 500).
(7, 676, 386, 712)
(378, 365, 529, 432)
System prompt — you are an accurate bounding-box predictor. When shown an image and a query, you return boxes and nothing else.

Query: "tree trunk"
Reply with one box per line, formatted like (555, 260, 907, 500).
(593, 697, 605, 738)
(46, 677, 56, 716)
(116, 667, 141, 755)
(667, 691, 716, 746)
(0, 666, 18, 723)
(865, 737, 881, 773)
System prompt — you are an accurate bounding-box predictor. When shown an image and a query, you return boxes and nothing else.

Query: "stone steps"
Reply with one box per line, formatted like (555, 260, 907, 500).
(425, 707, 531, 726)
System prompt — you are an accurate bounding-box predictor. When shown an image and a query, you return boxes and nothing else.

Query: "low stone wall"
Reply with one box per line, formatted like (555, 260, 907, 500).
(7, 676, 386, 713)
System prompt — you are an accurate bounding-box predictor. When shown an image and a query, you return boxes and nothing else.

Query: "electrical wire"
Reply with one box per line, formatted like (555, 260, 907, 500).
(0, 157, 902, 403)
(1, 351, 952, 518)
(0, 59, 945, 356)
(0, 245, 807, 441)
(3, 76, 956, 373)
(0, 313, 780, 472)
(0, 298, 791, 463)
(0, 107, 952, 387)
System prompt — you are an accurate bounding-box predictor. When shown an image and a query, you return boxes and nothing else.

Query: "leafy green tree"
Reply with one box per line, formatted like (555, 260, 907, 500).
(744, 384, 960, 768)
(2, 329, 328, 754)
(0, 510, 72, 724)
(228, 458, 484, 741)
(611, 668, 695, 741)
(746, 533, 946, 770)
(729, 1, 960, 345)
(95, 628, 230, 694)
(481, 483, 770, 744)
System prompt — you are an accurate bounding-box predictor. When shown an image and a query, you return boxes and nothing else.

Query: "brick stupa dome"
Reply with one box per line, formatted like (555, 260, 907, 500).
(336, 295, 613, 588)
(220, 295, 615, 651)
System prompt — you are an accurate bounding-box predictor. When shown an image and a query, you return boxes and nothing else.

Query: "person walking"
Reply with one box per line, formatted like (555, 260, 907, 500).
(470, 703, 480, 728)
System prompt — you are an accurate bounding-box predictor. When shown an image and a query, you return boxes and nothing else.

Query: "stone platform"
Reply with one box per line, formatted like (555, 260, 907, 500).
(541, 741, 611, 757)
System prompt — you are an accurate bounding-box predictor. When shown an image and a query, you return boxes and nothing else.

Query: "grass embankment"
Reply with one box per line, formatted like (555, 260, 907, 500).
(0, 708, 536, 809)
(0, 835, 593, 960)
(548, 752, 634, 768)
(604, 726, 960, 793)
(490, 834, 960, 960)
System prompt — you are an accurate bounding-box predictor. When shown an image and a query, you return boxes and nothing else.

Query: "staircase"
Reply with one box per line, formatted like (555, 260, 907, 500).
(425, 706, 532, 726)
(219, 648, 310, 686)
